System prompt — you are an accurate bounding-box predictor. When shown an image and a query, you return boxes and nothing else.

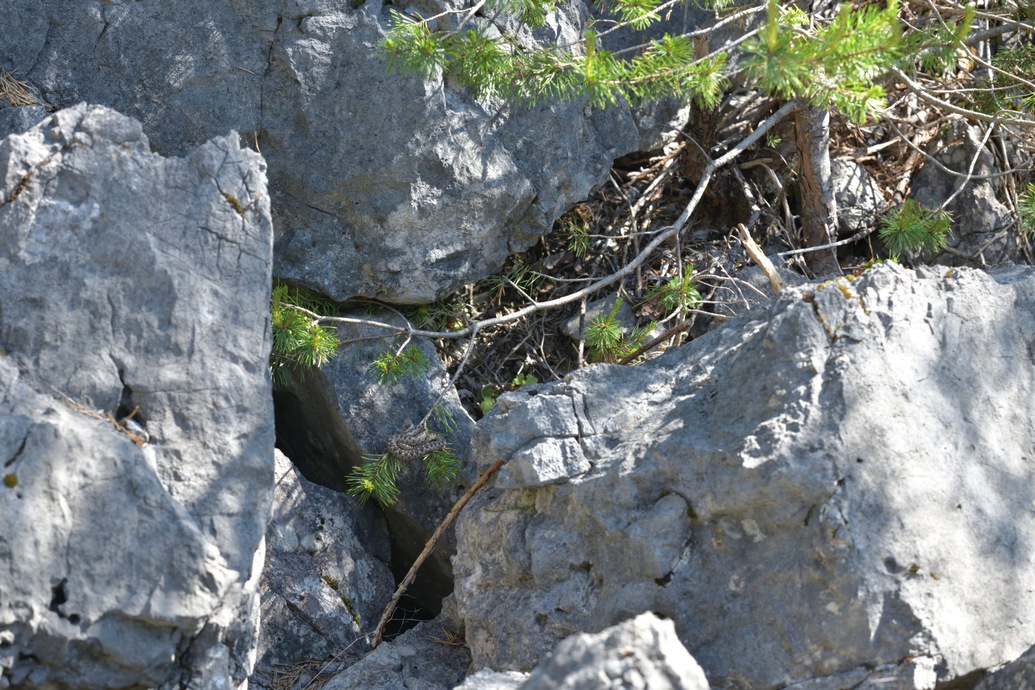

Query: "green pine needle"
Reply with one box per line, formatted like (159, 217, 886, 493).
(370, 345, 431, 384)
(584, 298, 653, 362)
(346, 454, 402, 506)
(270, 284, 341, 387)
(1018, 183, 1035, 239)
(879, 200, 952, 259)
(652, 269, 702, 315)
(423, 449, 462, 486)
(585, 300, 626, 361)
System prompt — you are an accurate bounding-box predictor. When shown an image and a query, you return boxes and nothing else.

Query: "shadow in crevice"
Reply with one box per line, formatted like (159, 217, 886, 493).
(272, 369, 453, 627)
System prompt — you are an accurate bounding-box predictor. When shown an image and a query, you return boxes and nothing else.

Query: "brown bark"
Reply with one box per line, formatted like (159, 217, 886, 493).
(794, 102, 841, 276)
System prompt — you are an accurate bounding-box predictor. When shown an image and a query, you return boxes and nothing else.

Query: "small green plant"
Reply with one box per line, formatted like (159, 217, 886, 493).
(585, 301, 625, 361)
(879, 200, 952, 260)
(477, 372, 539, 414)
(584, 299, 654, 362)
(564, 219, 590, 258)
(270, 284, 341, 387)
(346, 454, 404, 506)
(651, 269, 702, 316)
(507, 259, 546, 295)
(482, 256, 548, 302)
(369, 344, 431, 384)
(512, 372, 539, 387)
(1017, 182, 1035, 239)
(408, 297, 470, 332)
(477, 385, 500, 415)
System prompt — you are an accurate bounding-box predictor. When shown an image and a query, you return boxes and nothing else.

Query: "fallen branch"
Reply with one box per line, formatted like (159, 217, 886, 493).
(370, 458, 506, 650)
(736, 224, 786, 294)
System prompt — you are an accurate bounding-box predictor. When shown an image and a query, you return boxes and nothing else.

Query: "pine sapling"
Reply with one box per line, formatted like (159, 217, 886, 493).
(879, 200, 952, 260)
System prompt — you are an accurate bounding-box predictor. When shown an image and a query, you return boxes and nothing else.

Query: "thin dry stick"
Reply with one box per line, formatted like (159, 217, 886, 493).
(371, 458, 506, 650)
(890, 66, 1035, 127)
(736, 224, 786, 294)
(617, 322, 689, 364)
(299, 101, 799, 344)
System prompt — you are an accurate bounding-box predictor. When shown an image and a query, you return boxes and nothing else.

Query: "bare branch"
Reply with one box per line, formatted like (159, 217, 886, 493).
(371, 458, 505, 650)
(308, 101, 799, 342)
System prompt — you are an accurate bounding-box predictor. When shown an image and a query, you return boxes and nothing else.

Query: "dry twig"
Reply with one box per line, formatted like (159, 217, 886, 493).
(0, 70, 38, 107)
(371, 458, 505, 649)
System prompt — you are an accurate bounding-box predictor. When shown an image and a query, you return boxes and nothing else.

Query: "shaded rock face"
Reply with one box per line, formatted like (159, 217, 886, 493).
(0, 0, 676, 303)
(321, 619, 471, 690)
(274, 315, 476, 616)
(253, 450, 396, 688)
(910, 123, 1019, 265)
(451, 263, 1035, 689)
(0, 105, 274, 688)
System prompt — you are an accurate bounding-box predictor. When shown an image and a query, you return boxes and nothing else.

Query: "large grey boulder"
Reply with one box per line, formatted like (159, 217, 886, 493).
(449, 262, 1035, 688)
(253, 450, 396, 689)
(0, 104, 274, 688)
(0, 0, 687, 303)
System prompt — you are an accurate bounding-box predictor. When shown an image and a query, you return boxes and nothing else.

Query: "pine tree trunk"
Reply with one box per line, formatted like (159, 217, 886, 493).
(794, 102, 840, 276)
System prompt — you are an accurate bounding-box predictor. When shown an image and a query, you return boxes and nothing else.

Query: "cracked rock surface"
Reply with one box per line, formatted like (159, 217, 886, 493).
(0, 0, 687, 303)
(450, 262, 1035, 689)
(0, 104, 274, 688)
(253, 450, 396, 687)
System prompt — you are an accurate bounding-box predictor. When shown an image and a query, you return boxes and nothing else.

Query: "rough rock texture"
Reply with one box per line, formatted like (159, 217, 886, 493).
(973, 642, 1035, 690)
(453, 613, 708, 689)
(910, 123, 1020, 265)
(831, 159, 885, 237)
(520, 612, 710, 690)
(0, 104, 274, 688)
(450, 262, 1035, 689)
(322, 619, 471, 690)
(253, 450, 396, 689)
(0, 0, 695, 303)
(455, 670, 530, 690)
(274, 312, 476, 614)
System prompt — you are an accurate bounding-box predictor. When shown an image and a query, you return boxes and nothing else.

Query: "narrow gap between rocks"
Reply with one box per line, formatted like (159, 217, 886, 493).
(272, 386, 451, 638)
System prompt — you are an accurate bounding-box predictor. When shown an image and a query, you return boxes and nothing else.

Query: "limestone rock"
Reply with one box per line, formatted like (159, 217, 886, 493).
(974, 642, 1035, 690)
(454, 670, 531, 690)
(831, 159, 885, 237)
(253, 450, 396, 689)
(0, 104, 274, 688)
(0, 0, 690, 303)
(520, 612, 710, 690)
(451, 262, 1035, 689)
(322, 619, 471, 690)
(910, 123, 1020, 265)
